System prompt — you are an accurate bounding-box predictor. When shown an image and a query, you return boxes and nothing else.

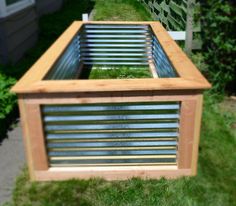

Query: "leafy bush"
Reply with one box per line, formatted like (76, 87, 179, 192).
(0, 72, 17, 139)
(0, 73, 16, 119)
(201, 0, 236, 93)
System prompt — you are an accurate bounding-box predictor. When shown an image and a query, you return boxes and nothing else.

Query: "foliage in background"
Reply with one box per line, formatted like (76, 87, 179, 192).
(0, 73, 17, 139)
(0, 74, 16, 119)
(201, 0, 236, 93)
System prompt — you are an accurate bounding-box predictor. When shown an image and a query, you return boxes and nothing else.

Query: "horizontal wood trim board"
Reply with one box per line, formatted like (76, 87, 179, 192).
(34, 168, 192, 181)
(13, 78, 210, 93)
(22, 93, 200, 105)
(49, 165, 178, 171)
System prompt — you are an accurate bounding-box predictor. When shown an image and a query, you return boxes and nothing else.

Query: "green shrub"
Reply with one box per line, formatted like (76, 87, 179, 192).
(0, 73, 16, 119)
(0, 72, 17, 138)
(201, 0, 236, 93)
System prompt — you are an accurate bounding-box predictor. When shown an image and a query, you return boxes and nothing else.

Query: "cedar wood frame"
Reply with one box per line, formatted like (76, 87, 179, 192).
(11, 21, 211, 181)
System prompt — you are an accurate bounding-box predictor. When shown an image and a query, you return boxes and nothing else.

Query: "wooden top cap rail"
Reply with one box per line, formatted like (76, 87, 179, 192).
(11, 21, 211, 94)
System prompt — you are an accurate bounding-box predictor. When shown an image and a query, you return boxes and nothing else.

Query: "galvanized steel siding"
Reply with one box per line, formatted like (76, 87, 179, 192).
(152, 35, 177, 77)
(80, 24, 152, 66)
(45, 35, 80, 80)
(42, 102, 180, 167)
(45, 23, 178, 79)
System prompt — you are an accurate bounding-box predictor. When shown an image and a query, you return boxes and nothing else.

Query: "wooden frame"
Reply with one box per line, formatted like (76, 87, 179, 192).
(11, 21, 210, 93)
(12, 21, 210, 181)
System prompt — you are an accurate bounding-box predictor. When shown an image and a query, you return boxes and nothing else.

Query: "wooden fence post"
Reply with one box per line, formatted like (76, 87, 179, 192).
(185, 0, 195, 54)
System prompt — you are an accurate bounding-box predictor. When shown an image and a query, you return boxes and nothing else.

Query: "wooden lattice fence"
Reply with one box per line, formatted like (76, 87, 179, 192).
(138, 0, 201, 53)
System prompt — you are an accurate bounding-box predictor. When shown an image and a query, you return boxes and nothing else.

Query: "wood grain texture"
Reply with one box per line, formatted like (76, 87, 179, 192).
(22, 101, 48, 174)
(177, 98, 197, 169)
(18, 98, 35, 180)
(34, 167, 191, 181)
(22, 92, 200, 105)
(17, 93, 204, 180)
(12, 21, 208, 181)
(11, 21, 211, 94)
(48, 165, 178, 171)
(185, 0, 195, 54)
(191, 94, 203, 175)
(13, 78, 210, 93)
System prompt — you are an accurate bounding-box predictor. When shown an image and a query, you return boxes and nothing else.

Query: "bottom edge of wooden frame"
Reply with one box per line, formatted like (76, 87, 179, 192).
(33, 167, 192, 181)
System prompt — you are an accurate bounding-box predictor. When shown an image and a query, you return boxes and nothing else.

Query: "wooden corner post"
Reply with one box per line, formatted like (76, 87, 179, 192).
(18, 96, 48, 180)
(178, 94, 203, 174)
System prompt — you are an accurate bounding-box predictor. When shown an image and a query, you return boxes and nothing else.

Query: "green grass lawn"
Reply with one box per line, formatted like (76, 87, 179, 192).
(2, 0, 236, 205)
(93, 0, 152, 21)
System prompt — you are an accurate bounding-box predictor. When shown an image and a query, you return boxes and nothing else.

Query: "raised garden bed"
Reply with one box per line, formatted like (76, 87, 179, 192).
(11, 21, 211, 181)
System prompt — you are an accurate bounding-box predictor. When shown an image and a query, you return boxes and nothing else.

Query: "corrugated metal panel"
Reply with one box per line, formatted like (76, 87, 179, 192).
(42, 101, 180, 167)
(44, 23, 178, 79)
(80, 24, 152, 66)
(152, 36, 177, 77)
(45, 35, 80, 80)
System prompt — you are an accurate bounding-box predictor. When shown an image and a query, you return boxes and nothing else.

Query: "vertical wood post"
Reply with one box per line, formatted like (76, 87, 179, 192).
(18, 98, 35, 179)
(178, 98, 197, 170)
(18, 97, 48, 180)
(191, 94, 203, 175)
(185, 0, 195, 54)
(178, 95, 203, 174)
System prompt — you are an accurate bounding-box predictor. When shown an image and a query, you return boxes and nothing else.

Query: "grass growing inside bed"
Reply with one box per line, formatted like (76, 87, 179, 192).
(79, 66, 153, 79)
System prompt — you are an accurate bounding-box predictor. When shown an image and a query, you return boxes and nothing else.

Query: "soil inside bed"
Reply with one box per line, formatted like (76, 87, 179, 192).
(78, 65, 153, 79)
